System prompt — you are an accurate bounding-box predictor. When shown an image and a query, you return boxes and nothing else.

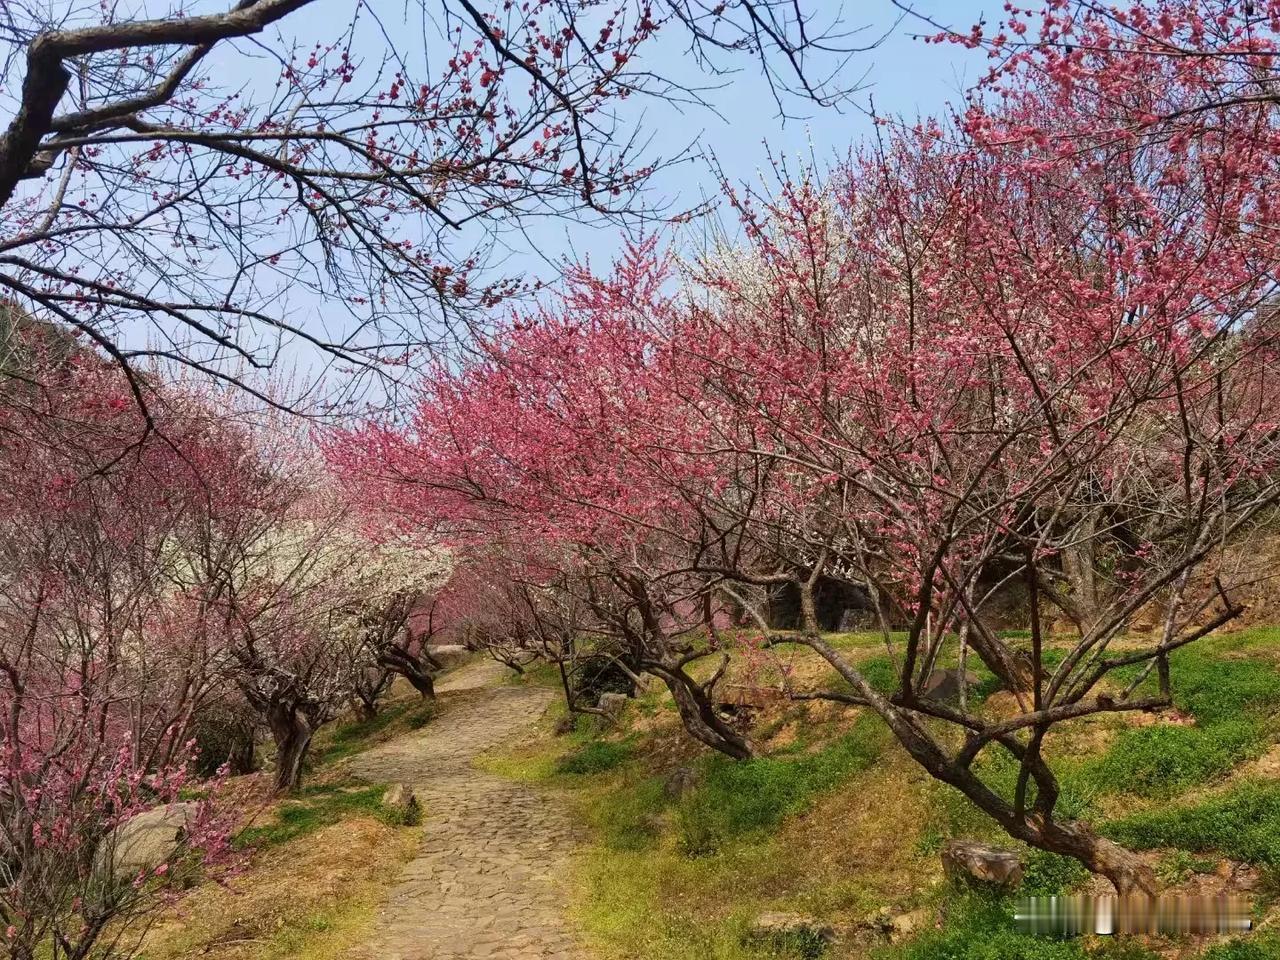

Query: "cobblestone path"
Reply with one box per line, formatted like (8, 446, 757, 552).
(347, 660, 588, 960)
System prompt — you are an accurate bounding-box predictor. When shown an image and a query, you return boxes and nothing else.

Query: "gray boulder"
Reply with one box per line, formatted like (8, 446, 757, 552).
(597, 692, 629, 719)
(942, 839, 1024, 890)
(663, 765, 704, 800)
(383, 782, 421, 824)
(97, 802, 199, 881)
(921, 668, 980, 703)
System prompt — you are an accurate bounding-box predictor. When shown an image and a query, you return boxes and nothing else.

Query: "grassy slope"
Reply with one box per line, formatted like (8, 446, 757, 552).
(481, 628, 1280, 960)
(137, 685, 440, 960)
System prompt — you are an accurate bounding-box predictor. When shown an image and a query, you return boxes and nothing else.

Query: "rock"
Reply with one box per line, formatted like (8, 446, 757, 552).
(425, 644, 470, 670)
(888, 907, 934, 943)
(383, 782, 421, 824)
(97, 801, 199, 880)
(597, 692, 629, 718)
(747, 911, 836, 945)
(942, 839, 1024, 890)
(663, 765, 704, 800)
(921, 668, 980, 702)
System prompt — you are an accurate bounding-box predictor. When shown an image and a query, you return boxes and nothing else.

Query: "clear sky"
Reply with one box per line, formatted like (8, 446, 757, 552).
(501, 0, 996, 278)
(101, 1, 998, 401)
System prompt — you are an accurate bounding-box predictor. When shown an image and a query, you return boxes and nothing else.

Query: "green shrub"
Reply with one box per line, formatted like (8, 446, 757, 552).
(1156, 849, 1217, 886)
(556, 740, 633, 775)
(1022, 850, 1090, 896)
(1103, 780, 1280, 865)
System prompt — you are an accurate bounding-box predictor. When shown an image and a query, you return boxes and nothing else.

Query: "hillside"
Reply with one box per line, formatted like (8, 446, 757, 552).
(138, 628, 1280, 960)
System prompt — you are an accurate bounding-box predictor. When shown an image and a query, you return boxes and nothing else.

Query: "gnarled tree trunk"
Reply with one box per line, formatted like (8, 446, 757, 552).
(379, 643, 438, 700)
(650, 663, 754, 760)
(266, 703, 315, 793)
(1029, 819, 1157, 895)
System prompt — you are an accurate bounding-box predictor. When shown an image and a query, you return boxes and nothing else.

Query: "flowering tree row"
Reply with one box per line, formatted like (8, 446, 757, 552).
(0, 316, 454, 960)
(334, 0, 1280, 893)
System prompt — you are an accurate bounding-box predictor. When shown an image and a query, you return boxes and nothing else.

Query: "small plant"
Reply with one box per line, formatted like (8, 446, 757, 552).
(406, 705, 437, 729)
(755, 929, 829, 960)
(1156, 849, 1217, 886)
(556, 740, 633, 775)
(1022, 850, 1090, 896)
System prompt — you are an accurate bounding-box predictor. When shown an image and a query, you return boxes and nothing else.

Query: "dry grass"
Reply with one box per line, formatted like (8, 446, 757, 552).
(139, 815, 418, 960)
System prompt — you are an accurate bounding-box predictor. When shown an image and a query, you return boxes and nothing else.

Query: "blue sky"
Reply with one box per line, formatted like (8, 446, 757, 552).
(504, 0, 995, 276)
(97, 1, 997, 399)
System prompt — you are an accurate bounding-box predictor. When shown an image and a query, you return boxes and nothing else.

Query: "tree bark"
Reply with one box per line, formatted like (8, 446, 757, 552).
(379, 645, 437, 700)
(966, 624, 1036, 692)
(226, 723, 257, 775)
(266, 703, 314, 793)
(403, 668, 436, 699)
(652, 664, 754, 760)
(1029, 819, 1157, 895)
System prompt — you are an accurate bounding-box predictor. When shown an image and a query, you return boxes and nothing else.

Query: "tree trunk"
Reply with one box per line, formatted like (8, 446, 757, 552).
(804, 632, 1152, 895)
(226, 724, 257, 775)
(404, 668, 436, 699)
(1032, 819, 1158, 895)
(653, 665, 754, 760)
(380, 645, 438, 700)
(966, 625, 1036, 692)
(267, 704, 314, 793)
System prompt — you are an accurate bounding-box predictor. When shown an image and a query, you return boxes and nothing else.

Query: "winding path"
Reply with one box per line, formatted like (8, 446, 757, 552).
(347, 660, 589, 960)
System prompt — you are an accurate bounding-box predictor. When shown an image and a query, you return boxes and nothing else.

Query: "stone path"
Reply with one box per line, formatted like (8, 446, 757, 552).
(346, 659, 589, 960)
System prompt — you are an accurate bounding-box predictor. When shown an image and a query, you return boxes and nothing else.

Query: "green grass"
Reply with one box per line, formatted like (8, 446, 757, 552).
(872, 892, 1159, 960)
(556, 739, 635, 775)
(1103, 779, 1280, 866)
(1198, 935, 1280, 960)
(481, 628, 1280, 960)
(1050, 637, 1280, 804)
(677, 714, 890, 855)
(312, 699, 439, 766)
(234, 782, 417, 850)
